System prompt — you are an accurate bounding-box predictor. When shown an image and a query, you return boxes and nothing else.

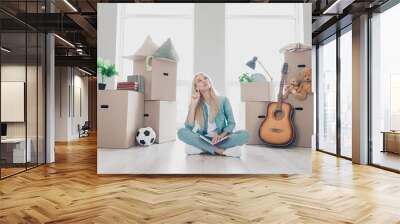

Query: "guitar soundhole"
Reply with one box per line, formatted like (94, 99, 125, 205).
(273, 110, 285, 120)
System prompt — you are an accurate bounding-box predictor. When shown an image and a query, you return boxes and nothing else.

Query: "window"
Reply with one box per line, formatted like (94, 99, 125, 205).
(339, 28, 352, 158)
(371, 3, 400, 171)
(317, 37, 337, 154)
(390, 74, 400, 130)
(0, 2, 46, 179)
(225, 4, 305, 128)
(117, 4, 194, 128)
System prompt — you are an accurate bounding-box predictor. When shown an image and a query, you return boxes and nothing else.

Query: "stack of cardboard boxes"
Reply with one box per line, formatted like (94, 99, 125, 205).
(97, 36, 178, 148)
(134, 37, 178, 144)
(240, 44, 313, 147)
(283, 48, 313, 148)
(240, 81, 270, 145)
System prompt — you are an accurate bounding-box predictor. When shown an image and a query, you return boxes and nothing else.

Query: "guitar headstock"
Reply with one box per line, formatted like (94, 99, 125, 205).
(281, 62, 288, 75)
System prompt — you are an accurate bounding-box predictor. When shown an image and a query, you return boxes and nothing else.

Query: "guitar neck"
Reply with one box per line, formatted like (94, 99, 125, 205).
(277, 75, 285, 103)
(277, 62, 288, 107)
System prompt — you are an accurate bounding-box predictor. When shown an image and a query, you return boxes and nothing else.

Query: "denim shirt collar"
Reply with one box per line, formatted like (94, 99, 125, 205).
(202, 102, 209, 134)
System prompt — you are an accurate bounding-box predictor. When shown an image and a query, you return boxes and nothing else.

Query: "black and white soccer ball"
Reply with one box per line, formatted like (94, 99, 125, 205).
(136, 127, 156, 146)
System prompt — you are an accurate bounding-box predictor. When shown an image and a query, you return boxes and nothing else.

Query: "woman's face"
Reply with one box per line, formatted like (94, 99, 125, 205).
(195, 74, 211, 92)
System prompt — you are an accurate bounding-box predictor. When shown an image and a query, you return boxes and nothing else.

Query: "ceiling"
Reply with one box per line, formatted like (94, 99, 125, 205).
(0, 0, 391, 74)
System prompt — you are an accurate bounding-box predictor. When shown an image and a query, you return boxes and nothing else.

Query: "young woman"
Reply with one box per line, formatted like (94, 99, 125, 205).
(177, 72, 249, 157)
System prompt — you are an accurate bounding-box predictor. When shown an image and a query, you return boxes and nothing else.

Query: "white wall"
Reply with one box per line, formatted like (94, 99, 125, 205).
(78, 75, 89, 124)
(55, 67, 89, 141)
(55, 67, 70, 141)
(1, 65, 31, 139)
(1, 64, 47, 163)
(72, 74, 89, 138)
(301, 3, 312, 46)
(97, 3, 121, 90)
(194, 3, 226, 94)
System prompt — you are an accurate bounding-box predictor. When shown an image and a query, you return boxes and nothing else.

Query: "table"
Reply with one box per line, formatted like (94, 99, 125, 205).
(1, 138, 31, 163)
(381, 131, 400, 154)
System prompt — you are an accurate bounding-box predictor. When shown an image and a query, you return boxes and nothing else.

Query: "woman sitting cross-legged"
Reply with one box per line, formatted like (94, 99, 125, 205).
(177, 72, 249, 157)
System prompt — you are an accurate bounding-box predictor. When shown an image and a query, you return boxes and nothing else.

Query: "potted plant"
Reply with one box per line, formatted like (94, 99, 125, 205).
(238, 72, 253, 83)
(97, 57, 118, 90)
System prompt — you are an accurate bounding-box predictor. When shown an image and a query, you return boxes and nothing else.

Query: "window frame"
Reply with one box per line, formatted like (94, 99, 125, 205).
(315, 24, 353, 161)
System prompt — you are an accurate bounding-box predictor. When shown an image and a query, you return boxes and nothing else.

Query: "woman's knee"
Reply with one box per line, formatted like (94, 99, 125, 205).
(177, 128, 194, 142)
(235, 130, 249, 144)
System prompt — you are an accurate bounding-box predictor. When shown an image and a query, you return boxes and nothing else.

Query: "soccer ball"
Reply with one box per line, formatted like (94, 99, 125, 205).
(136, 127, 156, 146)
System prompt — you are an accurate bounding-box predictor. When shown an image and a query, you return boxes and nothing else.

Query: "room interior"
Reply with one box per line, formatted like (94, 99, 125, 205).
(0, 30, 46, 177)
(370, 5, 400, 170)
(0, 0, 97, 179)
(96, 3, 313, 174)
(0, 0, 400, 222)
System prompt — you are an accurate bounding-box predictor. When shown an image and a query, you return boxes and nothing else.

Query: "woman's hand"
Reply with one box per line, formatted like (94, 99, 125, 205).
(211, 132, 228, 144)
(190, 89, 200, 108)
(186, 89, 200, 128)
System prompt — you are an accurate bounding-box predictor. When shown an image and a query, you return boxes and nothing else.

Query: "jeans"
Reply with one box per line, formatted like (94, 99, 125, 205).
(177, 128, 249, 155)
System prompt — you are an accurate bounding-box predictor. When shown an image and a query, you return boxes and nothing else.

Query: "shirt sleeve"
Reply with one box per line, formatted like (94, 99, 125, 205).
(184, 112, 194, 130)
(184, 105, 195, 130)
(222, 97, 236, 134)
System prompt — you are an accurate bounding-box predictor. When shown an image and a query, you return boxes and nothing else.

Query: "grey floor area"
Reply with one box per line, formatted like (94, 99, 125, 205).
(98, 140, 311, 175)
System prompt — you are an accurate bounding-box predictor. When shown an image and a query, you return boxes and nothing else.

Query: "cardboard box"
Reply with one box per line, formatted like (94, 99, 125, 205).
(240, 82, 270, 102)
(286, 93, 314, 148)
(284, 50, 312, 91)
(97, 90, 144, 148)
(241, 101, 269, 145)
(134, 58, 177, 101)
(144, 101, 176, 143)
(385, 132, 400, 154)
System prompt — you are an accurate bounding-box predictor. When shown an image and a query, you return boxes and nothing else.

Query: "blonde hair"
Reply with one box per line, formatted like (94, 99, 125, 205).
(191, 72, 219, 129)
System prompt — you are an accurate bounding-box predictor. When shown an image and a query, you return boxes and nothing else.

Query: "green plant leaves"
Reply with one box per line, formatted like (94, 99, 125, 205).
(238, 73, 253, 83)
(97, 57, 118, 78)
(105, 64, 117, 77)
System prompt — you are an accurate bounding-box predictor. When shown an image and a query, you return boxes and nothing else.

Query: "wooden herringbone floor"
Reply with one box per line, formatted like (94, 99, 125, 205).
(1, 134, 400, 224)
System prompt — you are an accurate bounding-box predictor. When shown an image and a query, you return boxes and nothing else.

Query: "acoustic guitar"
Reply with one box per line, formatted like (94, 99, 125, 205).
(259, 62, 296, 147)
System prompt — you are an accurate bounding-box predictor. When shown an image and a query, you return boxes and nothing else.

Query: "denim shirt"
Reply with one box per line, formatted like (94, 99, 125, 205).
(184, 96, 236, 135)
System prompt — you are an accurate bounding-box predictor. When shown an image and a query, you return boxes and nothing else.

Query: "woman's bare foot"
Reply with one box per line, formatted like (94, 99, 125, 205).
(214, 147, 225, 156)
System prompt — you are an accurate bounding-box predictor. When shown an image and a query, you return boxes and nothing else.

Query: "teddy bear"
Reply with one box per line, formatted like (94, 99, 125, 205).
(294, 67, 312, 100)
(282, 76, 300, 99)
